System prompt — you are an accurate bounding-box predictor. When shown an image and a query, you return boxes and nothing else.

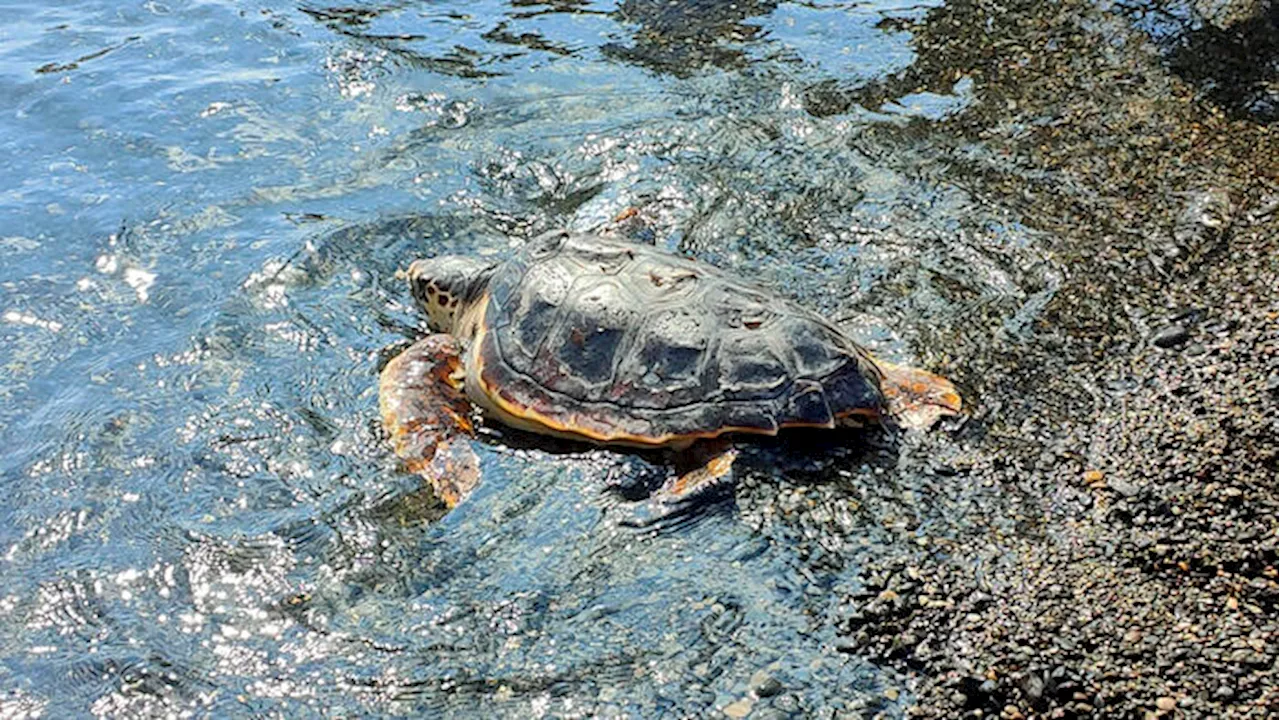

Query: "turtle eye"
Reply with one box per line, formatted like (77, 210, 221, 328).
(413, 276, 432, 301)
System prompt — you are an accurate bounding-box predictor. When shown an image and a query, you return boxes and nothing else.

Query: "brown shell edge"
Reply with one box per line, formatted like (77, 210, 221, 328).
(469, 297, 880, 448)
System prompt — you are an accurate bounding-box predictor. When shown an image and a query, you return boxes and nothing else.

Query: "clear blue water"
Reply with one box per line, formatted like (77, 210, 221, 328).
(0, 1, 1062, 716)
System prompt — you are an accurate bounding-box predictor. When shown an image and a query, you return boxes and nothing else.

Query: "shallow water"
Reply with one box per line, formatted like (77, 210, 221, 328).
(1, 0, 1241, 716)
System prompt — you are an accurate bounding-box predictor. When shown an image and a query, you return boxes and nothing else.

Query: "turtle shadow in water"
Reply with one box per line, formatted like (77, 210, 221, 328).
(474, 418, 903, 533)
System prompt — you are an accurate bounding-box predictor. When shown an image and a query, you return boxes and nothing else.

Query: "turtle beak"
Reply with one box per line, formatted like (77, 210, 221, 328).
(404, 260, 429, 285)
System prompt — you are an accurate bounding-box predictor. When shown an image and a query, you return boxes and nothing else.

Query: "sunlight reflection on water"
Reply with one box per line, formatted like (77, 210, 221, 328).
(0, 0, 1069, 716)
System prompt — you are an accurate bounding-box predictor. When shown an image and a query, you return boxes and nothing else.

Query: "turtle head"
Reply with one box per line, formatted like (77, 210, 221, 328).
(406, 256, 496, 333)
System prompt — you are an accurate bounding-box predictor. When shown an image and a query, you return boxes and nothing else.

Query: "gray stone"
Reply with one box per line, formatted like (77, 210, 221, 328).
(1153, 324, 1191, 348)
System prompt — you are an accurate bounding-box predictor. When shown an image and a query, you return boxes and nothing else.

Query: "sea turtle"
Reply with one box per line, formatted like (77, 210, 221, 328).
(379, 229, 961, 508)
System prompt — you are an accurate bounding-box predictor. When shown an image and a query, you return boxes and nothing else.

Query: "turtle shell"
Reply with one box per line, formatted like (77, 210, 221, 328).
(470, 230, 885, 445)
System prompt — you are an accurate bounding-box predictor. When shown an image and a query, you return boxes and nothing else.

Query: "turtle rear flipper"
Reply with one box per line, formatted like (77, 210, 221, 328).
(619, 439, 738, 530)
(656, 438, 738, 504)
(874, 359, 962, 430)
(379, 335, 480, 508)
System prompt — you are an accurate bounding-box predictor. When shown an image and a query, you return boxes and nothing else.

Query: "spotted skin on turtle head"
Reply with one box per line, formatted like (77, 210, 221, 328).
(406, 256, 496, 333)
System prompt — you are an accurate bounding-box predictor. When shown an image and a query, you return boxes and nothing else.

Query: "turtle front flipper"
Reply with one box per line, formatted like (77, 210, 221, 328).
(873, 359, 963, 430)
(379, 335, 481, 508)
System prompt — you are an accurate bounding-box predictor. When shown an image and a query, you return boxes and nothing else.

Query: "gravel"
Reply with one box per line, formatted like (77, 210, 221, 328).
(1153, 324, 1192, 349)
(819, 0, 1278, 717)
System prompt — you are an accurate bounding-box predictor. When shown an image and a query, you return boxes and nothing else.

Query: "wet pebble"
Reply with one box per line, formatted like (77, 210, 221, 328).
(723, 697, 753, 718)
(1203, 319, 1236, 334)
(1152, 324, 1191, 348)
(1020, 674, 1045, 702)
(1107, 476, 1141, 498)
(773, 694, 800, 713)
(1166, 306, 1204, 324)
(1172, 189, 1231, 255)
(1001, 705, 1024, 720)
(752, 673, 784, 698)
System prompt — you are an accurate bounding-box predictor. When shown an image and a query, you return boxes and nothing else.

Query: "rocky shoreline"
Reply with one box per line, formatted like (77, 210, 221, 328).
(818, 0, 1278, 716)
(839, 212, 1277, 717)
